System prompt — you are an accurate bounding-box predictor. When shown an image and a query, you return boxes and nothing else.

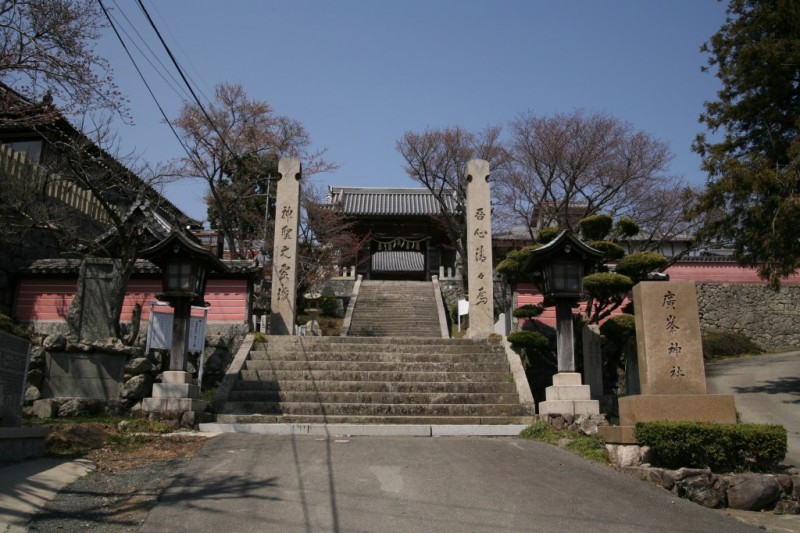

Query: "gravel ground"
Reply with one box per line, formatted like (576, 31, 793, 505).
(26, 458, 190, 533)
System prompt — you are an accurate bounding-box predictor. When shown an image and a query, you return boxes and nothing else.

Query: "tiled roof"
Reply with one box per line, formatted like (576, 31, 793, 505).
(371, 251, 425, 272)
(21, 258, 260, 276)
(327, 187, 458, 216)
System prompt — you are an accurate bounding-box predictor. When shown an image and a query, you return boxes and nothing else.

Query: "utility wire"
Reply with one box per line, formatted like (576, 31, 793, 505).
(97, 0, 194, 161)
(109, 0, 191, 101)
(135, 0, 240, 163)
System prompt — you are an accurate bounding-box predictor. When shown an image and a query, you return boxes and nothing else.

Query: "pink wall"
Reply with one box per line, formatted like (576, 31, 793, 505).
(15, 278, 249, 323)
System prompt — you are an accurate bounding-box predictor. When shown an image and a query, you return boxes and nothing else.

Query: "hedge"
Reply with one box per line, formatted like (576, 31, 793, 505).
(634, 421, 787, 472)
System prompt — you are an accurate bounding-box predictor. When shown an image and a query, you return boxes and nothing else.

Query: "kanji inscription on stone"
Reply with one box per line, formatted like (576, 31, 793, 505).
(632, 281, 707, 395)
(465, 159, 493, 339)
(270, 158, 302, 335)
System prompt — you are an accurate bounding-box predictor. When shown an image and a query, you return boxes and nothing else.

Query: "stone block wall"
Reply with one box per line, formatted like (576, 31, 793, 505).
(696, 283, 800, 352)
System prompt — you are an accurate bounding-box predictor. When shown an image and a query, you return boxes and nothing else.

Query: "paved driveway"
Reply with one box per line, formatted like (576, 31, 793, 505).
(706, 351, 800, 466)
(139, 433, 757, 533)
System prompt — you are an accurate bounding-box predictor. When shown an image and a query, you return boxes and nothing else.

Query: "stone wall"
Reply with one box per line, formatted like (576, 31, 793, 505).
(696, 283, 800, 352)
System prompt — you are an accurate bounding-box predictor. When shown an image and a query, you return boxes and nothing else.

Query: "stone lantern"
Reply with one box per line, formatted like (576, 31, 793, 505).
(522, 230, 603, 417)
(139, 229, 226, 415)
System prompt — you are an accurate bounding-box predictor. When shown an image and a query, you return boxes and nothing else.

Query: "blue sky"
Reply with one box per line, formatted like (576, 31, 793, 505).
(100, 0, 728, 224)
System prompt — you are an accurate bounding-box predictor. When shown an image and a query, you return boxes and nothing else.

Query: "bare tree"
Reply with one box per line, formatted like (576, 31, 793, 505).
(0, 0, 125, 123)
(495, 110, 685, 242)
(171, 83, 335, 259)
(296, 184, 365, 294)
(396, 125, 508, 279)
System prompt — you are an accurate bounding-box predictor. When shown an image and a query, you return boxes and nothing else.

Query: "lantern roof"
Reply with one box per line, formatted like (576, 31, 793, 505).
(521, 230, 604, 272)
(139, 228, 227, 274)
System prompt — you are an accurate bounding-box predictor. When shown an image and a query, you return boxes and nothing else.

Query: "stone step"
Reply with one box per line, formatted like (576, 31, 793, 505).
(248, 350, 504, 363)
(238, 369, 511, 383)
(232, 380, 517, 394)
(262, 337, 489, 346)
(242, 360, 508, 373)
(227, 390, 520, 404)
(219, 401, 528, 417)
(213, 414, 536, 425)
(346, 330, 441, 338)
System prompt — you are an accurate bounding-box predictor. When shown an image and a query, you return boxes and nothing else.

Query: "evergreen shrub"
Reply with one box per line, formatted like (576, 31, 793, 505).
(701, 330, 762, 360)
(634, 421, 787, 472)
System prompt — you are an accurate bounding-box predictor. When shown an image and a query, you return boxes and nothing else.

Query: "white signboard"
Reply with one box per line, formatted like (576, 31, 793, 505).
(147, 303, 208, 353)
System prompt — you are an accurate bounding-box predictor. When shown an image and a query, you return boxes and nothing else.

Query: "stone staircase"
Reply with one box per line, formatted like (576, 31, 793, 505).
(347, 280, 442, 338)
(213, 336, 534, 425)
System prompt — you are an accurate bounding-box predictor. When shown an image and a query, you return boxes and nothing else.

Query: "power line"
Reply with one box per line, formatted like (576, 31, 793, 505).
(135, 0, 240, 163)
(97, 0, 194, 161)
(108, 0, 190, 101)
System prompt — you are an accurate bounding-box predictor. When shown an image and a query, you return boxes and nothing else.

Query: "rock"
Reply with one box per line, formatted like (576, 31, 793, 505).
(92, 337, 140, 356)
(125, 357, 153, 375)
(562, 414, 574, 425)
(674, 469, 726, 509)
(548, 415, 565, 430)
(775, 473, 793, 496)
(26, 368, 43, 388)
(726, 473, 781, 511)
(42, 334, 66, 351)
(58, 399, 103, 418)
(773, 500, 800, 515)
(607, 444, 644, 468)
(31, 399, 58, 419)
(792, 475, 800, 500)
(24, 384, 41, 403)
(119, 374, 153, 400)
(28, 347, 45, 368)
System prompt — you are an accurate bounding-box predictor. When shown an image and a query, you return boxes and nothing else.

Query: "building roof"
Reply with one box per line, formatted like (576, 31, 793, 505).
(21, 258, 259, 276)
(327, 187, 458, 216)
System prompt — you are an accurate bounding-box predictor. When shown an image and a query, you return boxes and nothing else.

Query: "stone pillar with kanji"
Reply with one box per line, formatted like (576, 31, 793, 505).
(465, 159, 493, 339)
(269, 158, 302, 335)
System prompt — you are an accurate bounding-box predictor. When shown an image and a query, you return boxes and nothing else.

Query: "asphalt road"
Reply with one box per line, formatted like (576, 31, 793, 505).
(139, 433, 758, 533)
(706, 351, 800, 467)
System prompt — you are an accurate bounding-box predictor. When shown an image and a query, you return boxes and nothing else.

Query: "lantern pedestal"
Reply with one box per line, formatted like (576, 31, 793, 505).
(538, 372, 599, 417)
(140, 370, 207, 413)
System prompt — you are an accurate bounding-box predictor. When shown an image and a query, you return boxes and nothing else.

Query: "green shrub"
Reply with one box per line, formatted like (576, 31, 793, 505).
(614, 251, 669, 282)
(512, 304, 544, 319)
(599, 314, 636, 346)
(578, 214, 613, 241)
(583, 272, 634, 299)
(253, 331, 268, 343)
(320, 295, 338, 317)
(0, 312, 31, 339)
(614, 216, 640, 238)
(507, 330, 550, 349)
(634, 421, 787, 472)
(702, 330, 762, 360)
(587, 240, 626, 260)
(537, 226, 562, 244)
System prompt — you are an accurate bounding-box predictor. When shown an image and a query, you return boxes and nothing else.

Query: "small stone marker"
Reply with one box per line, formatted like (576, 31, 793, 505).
(270, 158, 302, 335)
(633, 281, 706, 395)
(465, 159, 493, 339)
(0, 331, 30, 427)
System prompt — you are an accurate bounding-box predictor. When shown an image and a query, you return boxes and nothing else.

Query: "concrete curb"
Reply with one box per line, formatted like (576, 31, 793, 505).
(431, 275, 451, 339)
(213, 333, 255, 412)
(198, 423, 529, 437)
(0, 458, 94, 531)
(339, 274, 362, 337)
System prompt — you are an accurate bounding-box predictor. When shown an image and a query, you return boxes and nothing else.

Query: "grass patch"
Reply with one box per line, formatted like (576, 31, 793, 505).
(519, 421, 610, 465)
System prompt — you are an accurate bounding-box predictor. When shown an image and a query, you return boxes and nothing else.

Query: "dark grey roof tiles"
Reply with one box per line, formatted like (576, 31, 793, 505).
(328, 187, 458, 216)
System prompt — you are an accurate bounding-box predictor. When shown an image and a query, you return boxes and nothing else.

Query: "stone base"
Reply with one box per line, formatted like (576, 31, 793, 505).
(598, 425, 638, 444)
(139, 398, 207, 412)
(619, 394, 737, 426)
(538, 372, 600, 416)
(0, 426, 50, 463)
(151, 383, 200, 399)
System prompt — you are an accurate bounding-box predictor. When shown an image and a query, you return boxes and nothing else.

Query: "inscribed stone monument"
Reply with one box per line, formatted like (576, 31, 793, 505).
(270, 158, 302, 335)
(633, 281, 707, 395)
(465, 159, 493, 339)
(602, 281, 737, 443)
(68, 259, 119, 342)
